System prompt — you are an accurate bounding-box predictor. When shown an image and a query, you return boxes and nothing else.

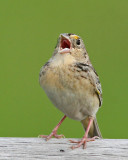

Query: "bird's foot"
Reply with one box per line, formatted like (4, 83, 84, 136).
(69, 136, 99, 149)
(39, 130, 65, 141)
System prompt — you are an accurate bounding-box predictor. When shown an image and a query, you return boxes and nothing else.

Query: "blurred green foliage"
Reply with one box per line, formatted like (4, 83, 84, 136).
(0, 0, 128, 138)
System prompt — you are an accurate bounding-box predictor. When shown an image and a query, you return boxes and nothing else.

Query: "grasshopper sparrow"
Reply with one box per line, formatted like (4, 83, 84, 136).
(39, 33, 102, 149)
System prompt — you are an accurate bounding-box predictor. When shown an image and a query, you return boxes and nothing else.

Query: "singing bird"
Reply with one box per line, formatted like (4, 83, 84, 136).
(39, 33, 102, 149)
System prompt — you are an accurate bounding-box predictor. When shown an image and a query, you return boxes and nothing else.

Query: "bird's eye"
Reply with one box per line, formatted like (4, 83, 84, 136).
(76, 39, 80, 45)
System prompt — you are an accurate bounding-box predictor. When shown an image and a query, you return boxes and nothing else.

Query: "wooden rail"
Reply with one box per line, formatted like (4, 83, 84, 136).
(0, 138, 128, 159)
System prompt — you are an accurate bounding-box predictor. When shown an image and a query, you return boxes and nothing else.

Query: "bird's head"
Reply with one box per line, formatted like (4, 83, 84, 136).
(52, 33, 89, 63)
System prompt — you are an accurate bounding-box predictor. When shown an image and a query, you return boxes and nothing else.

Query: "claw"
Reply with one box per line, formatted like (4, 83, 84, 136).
(39, 115, 66, 141)
(70, 136, 98, 149)
(39, 135, 48, 138)
(69, 139, 81, 143)
(69, 118, 98, 149)
(39, 132, 65, 141)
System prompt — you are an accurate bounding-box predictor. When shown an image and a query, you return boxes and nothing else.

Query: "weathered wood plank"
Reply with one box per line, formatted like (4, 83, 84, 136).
(0, 138, 128, 159)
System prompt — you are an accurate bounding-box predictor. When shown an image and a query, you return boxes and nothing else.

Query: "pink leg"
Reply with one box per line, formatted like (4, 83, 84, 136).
(70, 117, 96, 149)
(40, 115, 66, 141)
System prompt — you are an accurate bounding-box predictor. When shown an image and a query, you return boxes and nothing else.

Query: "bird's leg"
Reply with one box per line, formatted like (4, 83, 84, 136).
(69, 117, 97, 149)
(40, 115, 66, 141)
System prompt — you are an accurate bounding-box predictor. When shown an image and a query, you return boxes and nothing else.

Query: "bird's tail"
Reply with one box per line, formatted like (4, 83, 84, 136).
(81, 117, 102, 138)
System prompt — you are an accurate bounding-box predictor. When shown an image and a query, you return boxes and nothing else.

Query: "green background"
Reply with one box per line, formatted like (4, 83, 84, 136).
(0, 0, 128, 139)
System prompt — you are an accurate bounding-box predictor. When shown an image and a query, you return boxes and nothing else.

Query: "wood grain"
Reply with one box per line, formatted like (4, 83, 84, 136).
(0, 138, 128, 159)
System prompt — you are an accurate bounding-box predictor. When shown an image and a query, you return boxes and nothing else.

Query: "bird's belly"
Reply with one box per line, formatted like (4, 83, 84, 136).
(43, 85, 99, 121)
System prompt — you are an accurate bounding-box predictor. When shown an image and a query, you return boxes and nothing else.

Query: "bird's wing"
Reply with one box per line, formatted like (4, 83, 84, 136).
(39, 61, 50, 77)
(75, 63, 102, 106)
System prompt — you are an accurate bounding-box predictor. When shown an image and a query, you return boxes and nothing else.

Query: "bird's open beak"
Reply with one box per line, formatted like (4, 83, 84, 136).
(59, 34, 71, 54)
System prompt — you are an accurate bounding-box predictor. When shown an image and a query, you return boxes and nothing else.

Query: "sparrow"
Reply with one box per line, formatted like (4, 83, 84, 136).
(39, 33, 102, 149)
